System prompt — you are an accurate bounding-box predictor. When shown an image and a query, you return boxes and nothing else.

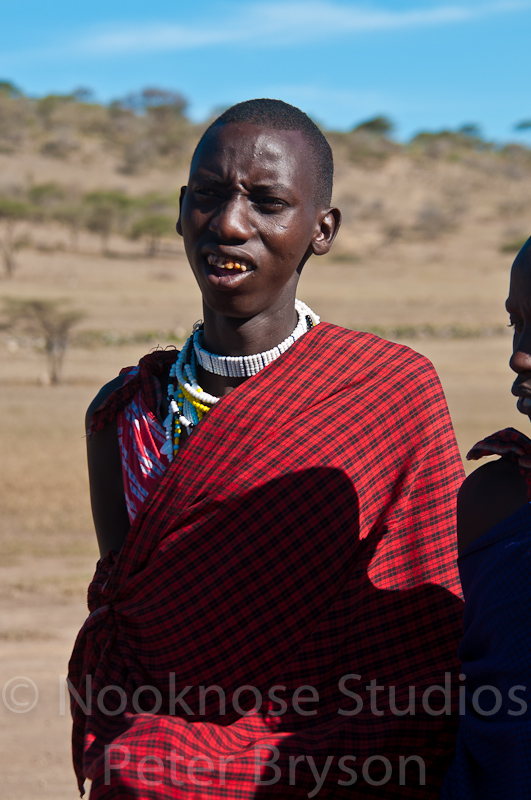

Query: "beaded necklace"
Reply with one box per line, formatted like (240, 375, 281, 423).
(161, 300, 319, 461)
(194, 299, 319, 377)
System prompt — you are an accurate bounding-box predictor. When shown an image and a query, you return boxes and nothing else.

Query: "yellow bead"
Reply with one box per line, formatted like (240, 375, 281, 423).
(179, 384, 212, 417)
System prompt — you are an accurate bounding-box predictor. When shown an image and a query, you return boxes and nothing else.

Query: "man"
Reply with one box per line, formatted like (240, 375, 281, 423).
(442, 238, 531, 798)
(70, 99, 464, 798)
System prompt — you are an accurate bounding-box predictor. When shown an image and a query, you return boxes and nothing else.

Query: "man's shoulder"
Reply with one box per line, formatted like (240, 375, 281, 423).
(316, 322, 437, 379)
(86, 373, 129, 429)
(457, 458, 528, 553)
(86, 348, 178, 431)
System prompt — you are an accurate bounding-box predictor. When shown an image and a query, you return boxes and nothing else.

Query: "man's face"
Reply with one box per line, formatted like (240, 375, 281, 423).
(177, 122, 330, 319)
(508, 242, 531, 417)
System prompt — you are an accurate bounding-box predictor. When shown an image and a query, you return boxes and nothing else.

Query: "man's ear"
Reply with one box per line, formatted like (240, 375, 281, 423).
(176, 186, 187, 237)
(311, 207, 342, 256)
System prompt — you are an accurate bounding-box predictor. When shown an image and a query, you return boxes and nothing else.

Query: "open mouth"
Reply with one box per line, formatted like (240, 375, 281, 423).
(207, 254, 252, 273)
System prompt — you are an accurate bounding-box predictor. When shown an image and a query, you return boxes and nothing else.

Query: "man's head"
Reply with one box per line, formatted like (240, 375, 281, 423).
(194, 99, 334, 208)
(177, 99, 340, 321)
(507, 237, 531, 415)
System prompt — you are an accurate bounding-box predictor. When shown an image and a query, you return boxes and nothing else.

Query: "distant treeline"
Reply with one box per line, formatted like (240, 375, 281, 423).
(1, 79, 531, 278)
(1, 80, 531, 174)
(0, 185, 181, 276)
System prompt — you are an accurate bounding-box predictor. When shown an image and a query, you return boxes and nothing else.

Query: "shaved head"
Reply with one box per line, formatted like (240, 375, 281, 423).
(194, 99, 334, 208)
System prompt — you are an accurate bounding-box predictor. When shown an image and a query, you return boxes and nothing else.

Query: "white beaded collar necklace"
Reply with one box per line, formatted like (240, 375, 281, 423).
(194, 299, 320, 378)
(161, 300, 319, 460)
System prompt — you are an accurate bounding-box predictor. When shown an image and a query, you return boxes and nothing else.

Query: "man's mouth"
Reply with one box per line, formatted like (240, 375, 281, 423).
(207, 254, 251, 273)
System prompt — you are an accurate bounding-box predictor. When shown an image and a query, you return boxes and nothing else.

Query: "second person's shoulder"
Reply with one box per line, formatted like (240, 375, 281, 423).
(457, 458, 528, 554)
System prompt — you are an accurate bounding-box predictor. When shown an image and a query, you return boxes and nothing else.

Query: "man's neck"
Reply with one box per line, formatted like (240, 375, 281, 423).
(201, 301, 299, 358)
(198, 298, 299, 398)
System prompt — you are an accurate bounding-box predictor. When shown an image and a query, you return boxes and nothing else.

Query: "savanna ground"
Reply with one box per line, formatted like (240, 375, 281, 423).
(1, 132, 530, 797)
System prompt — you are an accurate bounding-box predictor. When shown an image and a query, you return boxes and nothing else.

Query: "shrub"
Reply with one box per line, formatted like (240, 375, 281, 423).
(0, 297, 84, 383)
(129, 214, 175, 256)
(0, 80, 23, 98)
(500, 236, 530, 253)
(343, 131, 398, 166)
(0, 198, 32, 277)
(40, 132, 79, 159)
(83, 191, 135, 253)
(352, 115, 394, 137)
(414, 203, 455, 240)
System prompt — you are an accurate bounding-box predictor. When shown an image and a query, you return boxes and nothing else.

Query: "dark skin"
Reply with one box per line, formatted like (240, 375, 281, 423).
(87, 122, 341, 557)
(457, 241, 531, 555)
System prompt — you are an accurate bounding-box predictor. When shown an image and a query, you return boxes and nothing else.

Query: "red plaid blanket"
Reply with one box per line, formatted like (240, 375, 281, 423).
(69, 323, 464, 798)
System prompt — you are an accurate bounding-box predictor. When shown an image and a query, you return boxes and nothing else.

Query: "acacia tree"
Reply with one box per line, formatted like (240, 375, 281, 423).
(84, 191, 134, 254)
(0, 198, 31, 277)
(117, 87, 187, 119)
(112, 87, 190, 171)
(1, 298, 84, 384)
(0, 81, 23, 98)
(352, 115, 394, 137)
(130, 214, 174, 256)
(53, 203, 87, 251)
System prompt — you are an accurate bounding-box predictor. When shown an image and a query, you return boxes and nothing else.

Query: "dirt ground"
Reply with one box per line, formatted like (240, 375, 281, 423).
(1, 148, 530, 797)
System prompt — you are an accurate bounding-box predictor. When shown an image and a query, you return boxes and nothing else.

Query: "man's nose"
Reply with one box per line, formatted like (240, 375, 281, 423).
(510, 325, 531, 373)
(210, 195, 252, 241)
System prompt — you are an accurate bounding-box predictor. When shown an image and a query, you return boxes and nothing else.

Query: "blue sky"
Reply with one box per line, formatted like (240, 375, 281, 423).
(2, 0, 531, 142)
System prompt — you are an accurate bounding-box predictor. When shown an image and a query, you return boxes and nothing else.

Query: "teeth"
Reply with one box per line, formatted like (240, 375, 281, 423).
(207, 255, 250, 272)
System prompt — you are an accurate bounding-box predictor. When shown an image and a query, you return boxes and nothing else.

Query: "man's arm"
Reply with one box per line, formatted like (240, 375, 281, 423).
(86, 375, 131, 557)
(457, 458, 528, 555)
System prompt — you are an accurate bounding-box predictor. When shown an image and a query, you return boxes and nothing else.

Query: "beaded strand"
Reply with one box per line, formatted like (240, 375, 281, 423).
(161, 299, 319, 461)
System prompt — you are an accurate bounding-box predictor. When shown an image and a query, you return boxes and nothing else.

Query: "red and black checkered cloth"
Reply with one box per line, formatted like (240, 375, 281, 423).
(86, 347, 178, 438)
(69, 323, 464, 798)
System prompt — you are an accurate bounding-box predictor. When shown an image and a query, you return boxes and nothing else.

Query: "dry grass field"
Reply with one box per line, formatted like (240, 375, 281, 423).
(1, 138, 530, 797)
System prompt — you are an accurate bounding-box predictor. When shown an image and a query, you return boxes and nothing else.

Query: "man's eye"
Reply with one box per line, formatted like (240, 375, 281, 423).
(509, 316, 523, 333)
(254, 197, 285, 210)
(195, 187, 220, 197)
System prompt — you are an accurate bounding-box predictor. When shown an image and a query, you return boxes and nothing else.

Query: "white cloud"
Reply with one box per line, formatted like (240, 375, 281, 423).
(73, 1, 531, 55)
(8, 0, 531, 60)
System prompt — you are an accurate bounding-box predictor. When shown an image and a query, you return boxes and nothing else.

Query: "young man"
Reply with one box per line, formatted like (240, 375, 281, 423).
(442, 238, 531, 798)
(71, 100, 464, 798)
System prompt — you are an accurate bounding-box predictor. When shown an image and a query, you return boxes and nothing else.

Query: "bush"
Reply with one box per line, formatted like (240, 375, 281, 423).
(500, 236, 530, 253)
(352, 115, 394, 137)
(28, 182, 66, 206)
(342, 130, 398, 167)
(0, 94, 31, 147)
(83, 191, 135, 252)
(0, 81, 23, 98)
(0, 297, 84, 383)
(409, 129, 493, 160)
(414, 203, 455, 240)
(0, 198, 32, 276)
(129, 214, 175, 256)
(52, 203, 87, 251)
(40, 132, 79, 159)
(118, 138, 156, 174)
